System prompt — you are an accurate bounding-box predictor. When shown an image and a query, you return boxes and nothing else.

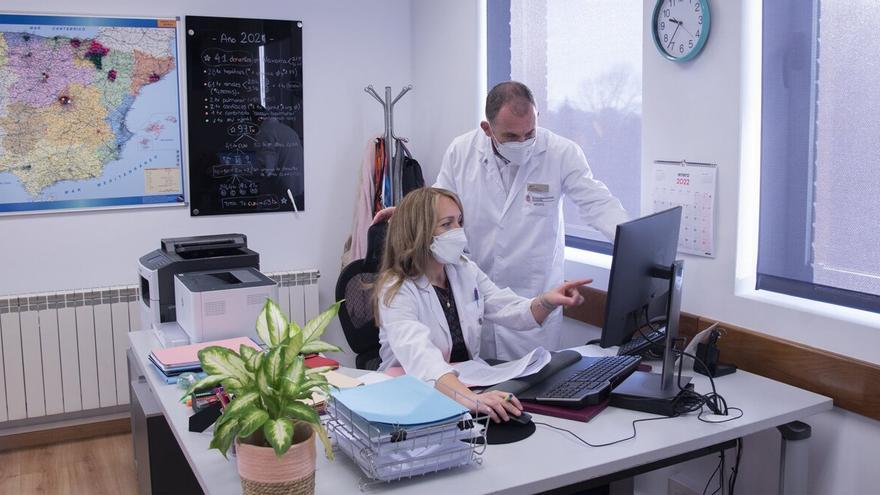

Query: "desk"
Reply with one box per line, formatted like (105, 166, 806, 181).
(128, 331, 832, 494)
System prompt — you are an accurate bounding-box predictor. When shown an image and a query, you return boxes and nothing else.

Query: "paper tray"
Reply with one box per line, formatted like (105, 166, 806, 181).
(331, 419, 476, 481)
(326, 399, 475, 452)
(325, 393, 488, 482)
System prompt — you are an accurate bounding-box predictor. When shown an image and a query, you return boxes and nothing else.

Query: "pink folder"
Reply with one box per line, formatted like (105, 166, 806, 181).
(151, 337, 261, 367)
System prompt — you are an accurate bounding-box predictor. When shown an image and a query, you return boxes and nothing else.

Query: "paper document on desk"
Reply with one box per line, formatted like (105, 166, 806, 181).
(454, 347, 551, 387)
(569, 344, 621, 358)
(359, 371, 393, 385)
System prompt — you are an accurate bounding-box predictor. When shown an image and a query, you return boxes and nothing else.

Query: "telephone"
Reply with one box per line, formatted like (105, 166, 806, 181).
(694, 327, 737, 378)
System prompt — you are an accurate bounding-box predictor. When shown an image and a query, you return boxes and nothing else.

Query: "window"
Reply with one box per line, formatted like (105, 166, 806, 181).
(487, 0, 643, 254)
(759, 0, 880, 313)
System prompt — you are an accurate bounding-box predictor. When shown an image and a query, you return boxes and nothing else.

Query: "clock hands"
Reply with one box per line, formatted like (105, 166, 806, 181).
(666, 19, 681, 50)
(666, 17, 695, 53)
(675, 19, 695, 39)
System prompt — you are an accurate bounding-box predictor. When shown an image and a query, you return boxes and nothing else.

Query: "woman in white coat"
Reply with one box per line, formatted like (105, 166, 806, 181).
(375, 187, 591, 422)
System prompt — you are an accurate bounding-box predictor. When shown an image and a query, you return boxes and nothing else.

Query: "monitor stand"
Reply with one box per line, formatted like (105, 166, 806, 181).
(609, 260, 690, 416)
(609, 371, 692, 416)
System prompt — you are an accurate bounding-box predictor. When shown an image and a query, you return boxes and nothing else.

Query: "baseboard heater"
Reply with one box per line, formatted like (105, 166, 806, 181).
(0, 269, 319, 427)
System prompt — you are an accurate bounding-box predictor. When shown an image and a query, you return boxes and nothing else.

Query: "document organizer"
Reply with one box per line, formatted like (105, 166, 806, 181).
(325, 391, 488, 487)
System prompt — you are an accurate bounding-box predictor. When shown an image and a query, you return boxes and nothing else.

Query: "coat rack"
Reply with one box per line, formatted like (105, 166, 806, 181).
(365, 84, 412, 205)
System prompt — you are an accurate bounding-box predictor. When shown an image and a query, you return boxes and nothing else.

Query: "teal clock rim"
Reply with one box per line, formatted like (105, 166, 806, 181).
(651, 0, 711, 63)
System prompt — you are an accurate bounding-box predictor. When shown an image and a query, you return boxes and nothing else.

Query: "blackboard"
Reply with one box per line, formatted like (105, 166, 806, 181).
(185, 16, 304, 216)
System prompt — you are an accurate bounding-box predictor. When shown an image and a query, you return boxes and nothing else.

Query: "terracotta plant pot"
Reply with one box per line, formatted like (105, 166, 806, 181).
(236, 422, 317, 495)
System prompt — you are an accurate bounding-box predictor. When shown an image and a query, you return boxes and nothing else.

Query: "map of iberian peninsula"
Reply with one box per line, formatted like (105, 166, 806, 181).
(0, 28, 175, 194)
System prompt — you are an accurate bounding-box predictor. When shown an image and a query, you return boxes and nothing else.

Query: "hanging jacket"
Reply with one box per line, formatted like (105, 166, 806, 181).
(397, 140, 425, 197)
(342, 138, 382, 266)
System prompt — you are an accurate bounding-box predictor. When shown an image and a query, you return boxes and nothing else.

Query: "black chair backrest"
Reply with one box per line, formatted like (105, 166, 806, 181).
(335, 221, 387, 370)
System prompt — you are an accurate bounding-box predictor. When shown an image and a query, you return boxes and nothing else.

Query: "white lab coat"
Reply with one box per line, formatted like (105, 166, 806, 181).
(435, 127, 628, 360)
(377, 258, 541, 382)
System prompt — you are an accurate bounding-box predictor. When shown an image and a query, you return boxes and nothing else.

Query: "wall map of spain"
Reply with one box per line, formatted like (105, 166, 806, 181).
(0, 14, 184, 214)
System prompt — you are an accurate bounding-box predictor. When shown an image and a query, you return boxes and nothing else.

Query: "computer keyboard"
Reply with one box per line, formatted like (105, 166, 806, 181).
(617, 327, 666, 356)
(533, 355, 641, 408)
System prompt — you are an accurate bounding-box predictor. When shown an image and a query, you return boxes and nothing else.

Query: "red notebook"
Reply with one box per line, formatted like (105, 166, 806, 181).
(304, 354, 339, 369)
(522, 399, 609, 422)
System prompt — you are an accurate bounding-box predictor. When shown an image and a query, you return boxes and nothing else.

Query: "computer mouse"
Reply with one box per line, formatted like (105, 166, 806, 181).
(509, 411, 532, 425)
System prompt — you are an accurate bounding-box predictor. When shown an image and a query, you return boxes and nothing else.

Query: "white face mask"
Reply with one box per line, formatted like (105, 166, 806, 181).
(430, 228, 468, 265)
(495, 137, 536, 166)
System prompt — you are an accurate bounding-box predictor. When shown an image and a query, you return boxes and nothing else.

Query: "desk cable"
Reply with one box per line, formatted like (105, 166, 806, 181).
(568, 311, 746, 490)
(631, 309, 744, 421)
(703, 437, 743, 495)
(532, 414, 675, 448)
(671, 340, 744, 422)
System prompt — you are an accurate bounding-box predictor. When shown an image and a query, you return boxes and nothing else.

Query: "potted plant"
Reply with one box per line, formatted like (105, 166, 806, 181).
(185, 298, 342, 495)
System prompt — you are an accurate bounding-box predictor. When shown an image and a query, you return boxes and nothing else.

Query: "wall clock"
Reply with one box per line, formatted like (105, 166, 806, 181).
(652, 0, 711, 62)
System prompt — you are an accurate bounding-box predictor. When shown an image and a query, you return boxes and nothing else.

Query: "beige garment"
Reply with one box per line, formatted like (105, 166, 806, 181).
(341, 138, 380, 267)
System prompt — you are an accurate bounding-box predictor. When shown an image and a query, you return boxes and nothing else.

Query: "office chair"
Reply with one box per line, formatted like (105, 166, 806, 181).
(335, 221, 387, 370)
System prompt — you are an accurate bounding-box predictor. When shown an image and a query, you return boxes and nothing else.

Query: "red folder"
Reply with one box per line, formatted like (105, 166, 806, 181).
(522, 399, 609, 422)
(304, 354, 339, 369)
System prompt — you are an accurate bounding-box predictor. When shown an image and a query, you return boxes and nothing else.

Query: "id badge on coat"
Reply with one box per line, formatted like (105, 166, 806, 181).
(525, 183, 556, 210)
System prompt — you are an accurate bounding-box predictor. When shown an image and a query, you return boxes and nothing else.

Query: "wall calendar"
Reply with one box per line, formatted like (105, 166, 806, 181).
(650, 160, 717, 257)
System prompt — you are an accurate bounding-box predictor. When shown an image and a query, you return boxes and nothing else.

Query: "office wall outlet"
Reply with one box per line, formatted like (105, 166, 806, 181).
(668, 476, 701, 495)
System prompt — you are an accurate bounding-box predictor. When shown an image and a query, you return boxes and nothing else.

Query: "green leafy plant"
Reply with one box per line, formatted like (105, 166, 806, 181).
(185, 299, 342, 459)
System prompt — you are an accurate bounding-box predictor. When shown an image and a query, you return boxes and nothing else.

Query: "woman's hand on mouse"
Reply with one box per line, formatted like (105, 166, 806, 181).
(473, 390, 523, 423)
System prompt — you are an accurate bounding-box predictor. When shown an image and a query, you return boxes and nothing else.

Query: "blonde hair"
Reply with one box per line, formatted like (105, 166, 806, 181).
(374, 187, 464, 311)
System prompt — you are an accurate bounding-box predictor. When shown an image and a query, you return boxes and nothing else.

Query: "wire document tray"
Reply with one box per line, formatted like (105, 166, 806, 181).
(325, 390, 489, 486)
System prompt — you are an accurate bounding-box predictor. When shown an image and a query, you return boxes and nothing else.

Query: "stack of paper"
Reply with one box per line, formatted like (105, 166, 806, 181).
(307, 370, 363, 412)
(149, 337, 261, 384)
(328, 375, 479, 481)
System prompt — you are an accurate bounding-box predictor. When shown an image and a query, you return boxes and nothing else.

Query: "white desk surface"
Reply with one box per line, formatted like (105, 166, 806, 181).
(129, 331, 832, 495)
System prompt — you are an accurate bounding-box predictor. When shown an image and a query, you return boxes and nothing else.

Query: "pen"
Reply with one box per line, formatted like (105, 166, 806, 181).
(473, 288, 479, 301)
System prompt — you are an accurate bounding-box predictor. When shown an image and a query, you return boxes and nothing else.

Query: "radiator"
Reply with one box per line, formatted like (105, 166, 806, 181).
(0, 269, 320, 425)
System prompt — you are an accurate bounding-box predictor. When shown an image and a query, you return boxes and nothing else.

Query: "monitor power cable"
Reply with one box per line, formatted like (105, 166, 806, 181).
(703, 437, 743, 495)
(532, 414, 675, 448)
(671, 338, 744, 422)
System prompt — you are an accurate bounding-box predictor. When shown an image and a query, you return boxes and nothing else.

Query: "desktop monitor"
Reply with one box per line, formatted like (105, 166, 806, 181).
(601, 207, 690, 413)
(601, 206, 682, 348)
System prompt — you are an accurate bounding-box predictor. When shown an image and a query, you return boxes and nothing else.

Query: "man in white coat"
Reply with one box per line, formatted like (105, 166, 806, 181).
(434, 81, 628, 361)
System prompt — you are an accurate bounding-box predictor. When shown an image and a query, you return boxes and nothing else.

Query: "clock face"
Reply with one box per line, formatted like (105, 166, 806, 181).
(652, 0, 711, 62)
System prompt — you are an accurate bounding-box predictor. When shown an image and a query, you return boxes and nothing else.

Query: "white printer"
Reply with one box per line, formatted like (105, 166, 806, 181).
(174, 267, 278, 343)
(138, 234, 260, 335)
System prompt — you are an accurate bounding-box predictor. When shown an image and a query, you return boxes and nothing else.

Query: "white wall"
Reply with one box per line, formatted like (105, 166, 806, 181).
(409, 0, 486, 181)
(0, 0, 415, 366)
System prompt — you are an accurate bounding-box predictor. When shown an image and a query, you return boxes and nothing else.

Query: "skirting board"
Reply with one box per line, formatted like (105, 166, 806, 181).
(0, 411, 130, 452)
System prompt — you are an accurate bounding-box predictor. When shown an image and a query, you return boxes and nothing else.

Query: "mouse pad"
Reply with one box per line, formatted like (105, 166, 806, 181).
(478, 418, 536, 444)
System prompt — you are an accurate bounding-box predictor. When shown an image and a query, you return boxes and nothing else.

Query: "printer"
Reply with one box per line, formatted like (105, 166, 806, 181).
(138, 234, 266, 345)
(175, 267, 277, 343)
